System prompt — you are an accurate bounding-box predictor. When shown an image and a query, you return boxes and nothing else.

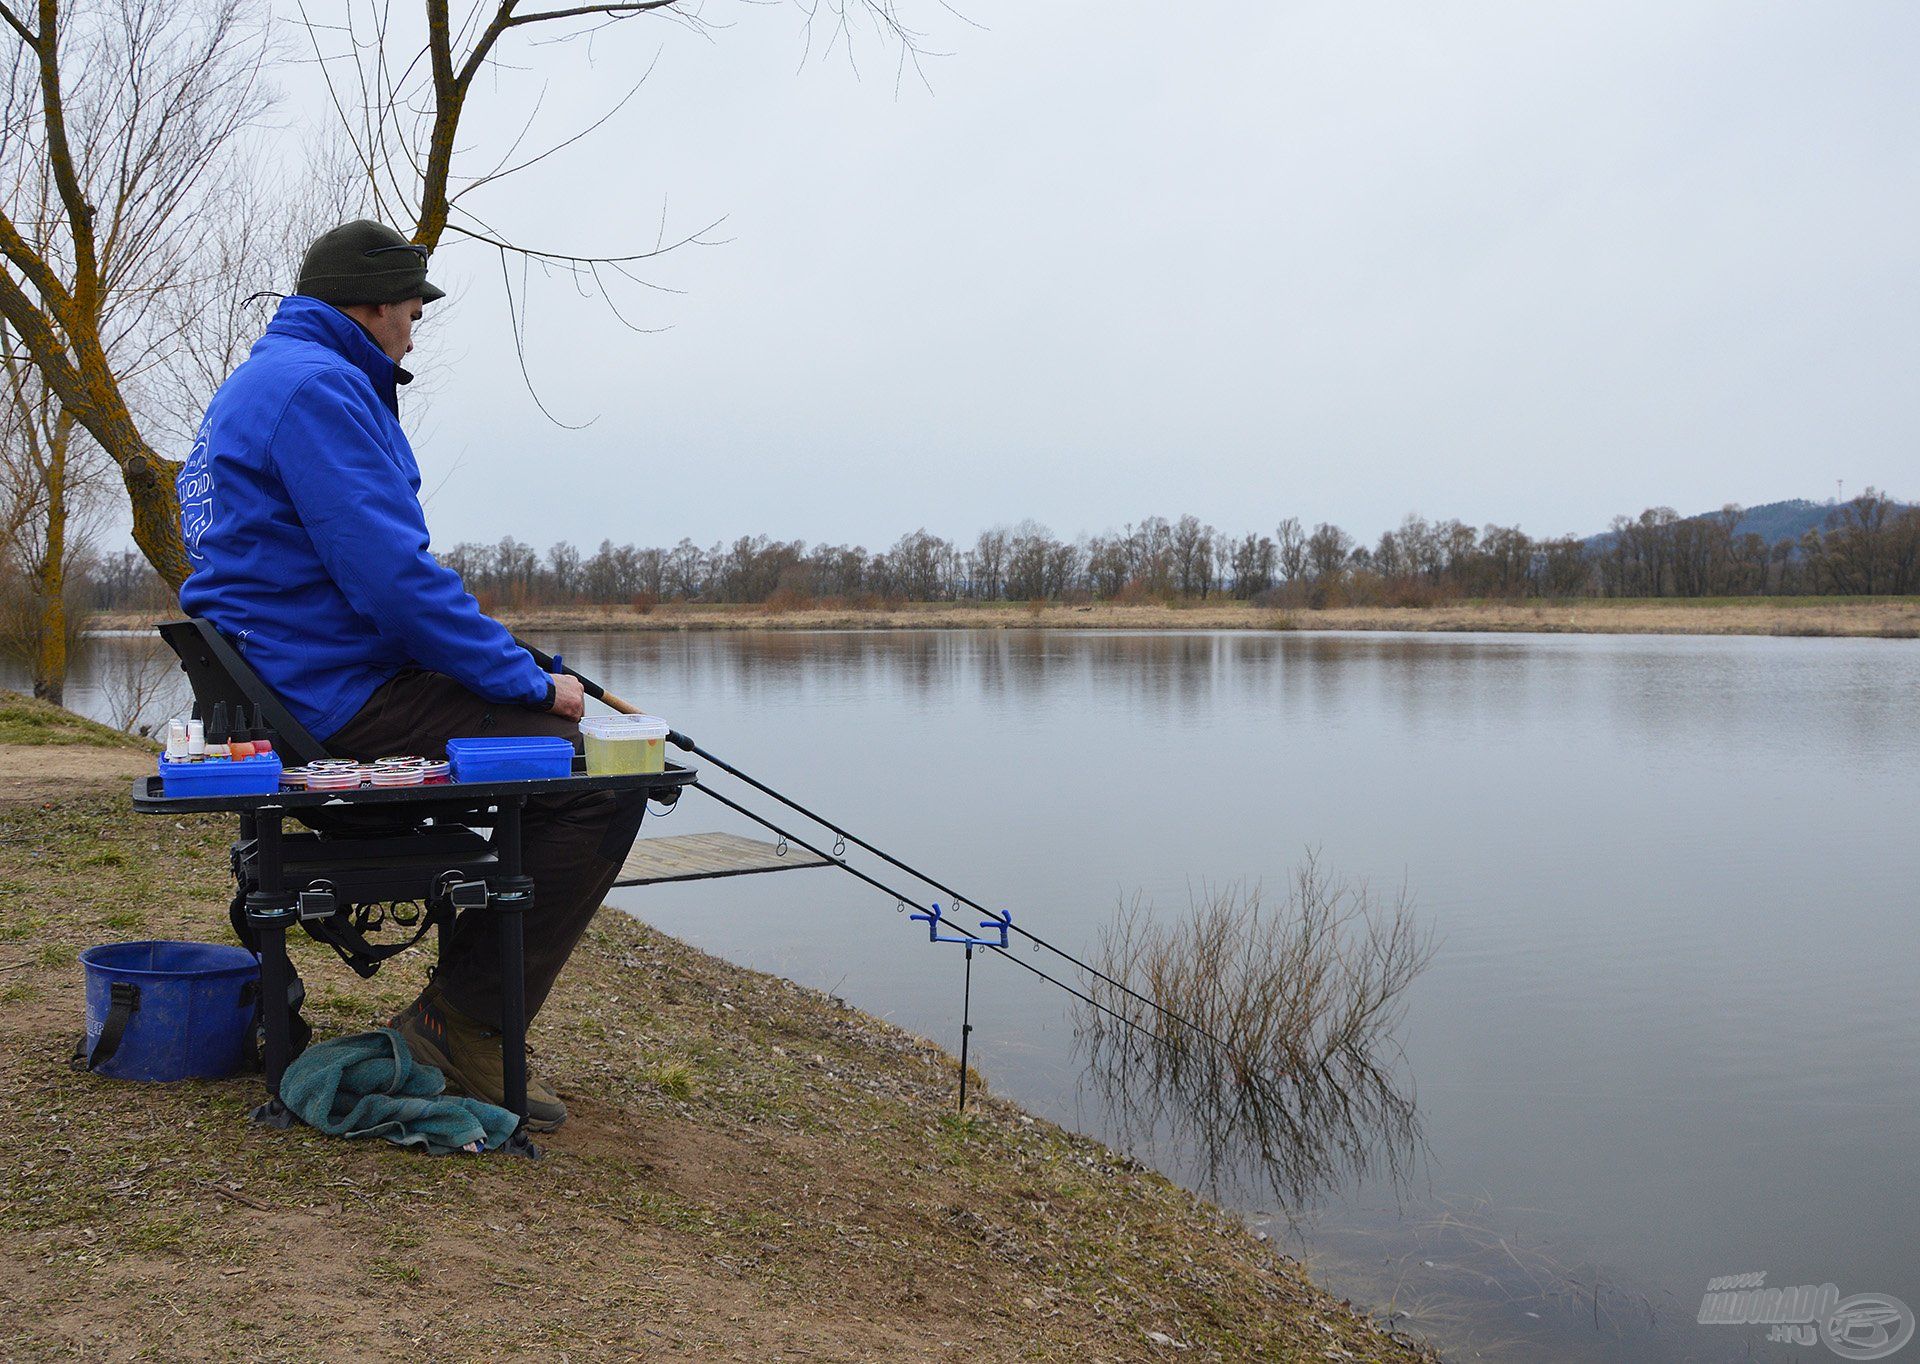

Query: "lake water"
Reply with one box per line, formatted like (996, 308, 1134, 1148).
(27, 629, 1920, 1361)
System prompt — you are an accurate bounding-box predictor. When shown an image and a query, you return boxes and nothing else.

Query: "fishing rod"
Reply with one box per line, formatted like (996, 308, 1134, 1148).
(515, 638, 1287, 1090)
(687, 775, 1185, 1055)
(693, 777, 1319, 1116)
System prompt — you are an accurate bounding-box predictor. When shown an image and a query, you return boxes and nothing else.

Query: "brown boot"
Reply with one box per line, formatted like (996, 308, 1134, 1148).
(391, 985, 567, 1131)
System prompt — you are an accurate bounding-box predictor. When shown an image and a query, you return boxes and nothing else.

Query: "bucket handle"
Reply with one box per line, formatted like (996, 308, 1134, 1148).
(70, 980, 140, 1073)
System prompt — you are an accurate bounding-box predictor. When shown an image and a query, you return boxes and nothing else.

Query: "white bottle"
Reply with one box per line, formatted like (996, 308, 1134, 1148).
(166, 719, 189, 760)
(187, 718, 205, 759)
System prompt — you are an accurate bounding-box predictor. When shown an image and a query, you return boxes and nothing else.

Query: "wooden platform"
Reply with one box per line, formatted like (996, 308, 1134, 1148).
(614, 831, 831, 887)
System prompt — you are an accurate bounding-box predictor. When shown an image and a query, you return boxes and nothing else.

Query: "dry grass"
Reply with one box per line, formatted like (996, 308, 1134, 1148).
(0, 687, 155, 748)
(98, 597, 1920, 639)
(0, 763, 1437, 1362)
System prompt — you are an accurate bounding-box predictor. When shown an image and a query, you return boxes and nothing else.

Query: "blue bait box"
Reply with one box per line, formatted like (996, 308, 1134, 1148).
(445, 735, 575, 783)
(159, 752, 284, 797)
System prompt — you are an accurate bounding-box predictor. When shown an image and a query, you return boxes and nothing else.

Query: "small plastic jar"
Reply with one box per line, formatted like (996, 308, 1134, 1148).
(580, 714, 670, 775)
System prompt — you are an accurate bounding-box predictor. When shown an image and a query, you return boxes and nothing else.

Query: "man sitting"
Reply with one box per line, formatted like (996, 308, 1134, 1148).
(176, 220, 645, 1130)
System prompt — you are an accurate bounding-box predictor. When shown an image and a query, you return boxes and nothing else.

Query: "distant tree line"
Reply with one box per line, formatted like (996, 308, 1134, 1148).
(82, 490, 1920, 613)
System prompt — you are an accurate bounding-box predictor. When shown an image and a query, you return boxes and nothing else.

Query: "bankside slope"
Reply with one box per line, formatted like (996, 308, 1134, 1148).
(0, 697, 1432, 1363)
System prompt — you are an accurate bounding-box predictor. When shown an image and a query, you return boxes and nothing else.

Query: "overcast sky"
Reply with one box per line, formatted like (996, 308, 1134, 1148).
(271, 0, 1918, 554)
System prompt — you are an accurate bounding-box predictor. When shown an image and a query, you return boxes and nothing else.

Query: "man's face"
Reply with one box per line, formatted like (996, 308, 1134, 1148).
(365, 297, 424, 364)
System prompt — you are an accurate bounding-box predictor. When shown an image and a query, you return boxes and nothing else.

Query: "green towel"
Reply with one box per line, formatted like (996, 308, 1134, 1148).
(280, 1027, 520, 1155)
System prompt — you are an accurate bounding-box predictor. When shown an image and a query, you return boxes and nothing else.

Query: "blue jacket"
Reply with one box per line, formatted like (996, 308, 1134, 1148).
(178, 295, 549, 741)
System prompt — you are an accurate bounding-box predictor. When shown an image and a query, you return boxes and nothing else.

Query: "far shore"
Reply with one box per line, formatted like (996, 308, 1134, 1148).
(94, 595, 1920, 639)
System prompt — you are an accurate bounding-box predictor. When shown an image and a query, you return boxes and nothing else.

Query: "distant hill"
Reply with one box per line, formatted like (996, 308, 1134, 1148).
(1584, 497, 1914, 551)
(1726, 499, 1850, 544)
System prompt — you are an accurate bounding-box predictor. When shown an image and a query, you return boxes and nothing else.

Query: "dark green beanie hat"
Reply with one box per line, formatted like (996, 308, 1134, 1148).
(296, 219, 446, 306)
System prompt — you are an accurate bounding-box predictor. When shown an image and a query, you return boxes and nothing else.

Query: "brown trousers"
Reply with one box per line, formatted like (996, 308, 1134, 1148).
(327, 669, 647, 1027)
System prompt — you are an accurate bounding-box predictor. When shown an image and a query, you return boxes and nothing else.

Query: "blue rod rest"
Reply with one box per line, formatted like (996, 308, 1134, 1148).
(910, 902, 1011, 949)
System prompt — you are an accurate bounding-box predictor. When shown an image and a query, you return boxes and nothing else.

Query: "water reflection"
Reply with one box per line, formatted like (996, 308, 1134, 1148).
(1073, 867, 1430, 1212)
(1077, 1036, 1424, 1215)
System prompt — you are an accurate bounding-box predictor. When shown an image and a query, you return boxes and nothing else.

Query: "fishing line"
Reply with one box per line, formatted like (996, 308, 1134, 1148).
(683, 740, 1250, 1067)
(516, 637, 1281, 1084)
(688, 781, 1133, 1027)
(687, 780, 1189, 1055)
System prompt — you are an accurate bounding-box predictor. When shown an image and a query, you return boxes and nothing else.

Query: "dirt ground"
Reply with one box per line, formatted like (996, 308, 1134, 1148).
(0, 743, 152, 806)
(0, 727, 1435, 1363)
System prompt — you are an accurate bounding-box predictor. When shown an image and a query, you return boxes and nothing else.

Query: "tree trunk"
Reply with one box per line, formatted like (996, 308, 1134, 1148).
(122, 444, 187, 589)
(2, 292, 189, 589)
(32, 409, 72, 705)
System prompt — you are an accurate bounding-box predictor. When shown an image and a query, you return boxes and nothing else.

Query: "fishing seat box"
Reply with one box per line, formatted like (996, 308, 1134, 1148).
(131, 619, 694, 1153)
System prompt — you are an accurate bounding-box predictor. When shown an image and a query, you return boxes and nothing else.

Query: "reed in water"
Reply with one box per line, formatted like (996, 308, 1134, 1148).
(1076, 854, 1435, 1208)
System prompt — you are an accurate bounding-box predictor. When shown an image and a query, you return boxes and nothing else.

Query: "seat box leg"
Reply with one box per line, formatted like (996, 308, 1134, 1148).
(494, 799, 540, 1159)
(247, 812, 297, 1128)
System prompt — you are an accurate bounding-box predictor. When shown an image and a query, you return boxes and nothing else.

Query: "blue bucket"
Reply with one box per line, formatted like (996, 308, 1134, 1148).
(78, 941, 260, 1081)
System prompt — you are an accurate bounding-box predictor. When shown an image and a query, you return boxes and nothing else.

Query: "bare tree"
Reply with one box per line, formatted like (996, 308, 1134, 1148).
(97, 630, 173, 735)
(1305, 521, 1352, 583)
(0, 0, 278, 586)
(3, 0, 932, 591)
(0, 321, 110, 699)
(1821, 489, 1899, 595)
(1275, 516, 1307, 584)
(972, 525, 1009, 601)
(304, 0, 929, 421)
(1227, 531, 1274, 599)
(0, 3, 349, 702)
(1477, 524, 1531, 598)
(544, 539, 581, 601)
(883, 527, 951, 600)
(1537, 534, 1589, 597)
(1170, 513, 1214, 597)
(1084, 532, 1129, 599)
(1002, 520, 1061, 601)
(140, 139, 371, 452)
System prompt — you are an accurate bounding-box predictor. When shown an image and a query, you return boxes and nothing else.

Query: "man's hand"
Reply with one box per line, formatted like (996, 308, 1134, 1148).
(546, 673, 586, 721)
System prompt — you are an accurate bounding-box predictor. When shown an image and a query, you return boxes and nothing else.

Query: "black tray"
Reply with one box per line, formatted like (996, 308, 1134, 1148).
(131, 758, 697, 814)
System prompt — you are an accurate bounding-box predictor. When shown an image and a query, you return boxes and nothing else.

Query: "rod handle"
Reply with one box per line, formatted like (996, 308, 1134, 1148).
(516, 636, 646, 716)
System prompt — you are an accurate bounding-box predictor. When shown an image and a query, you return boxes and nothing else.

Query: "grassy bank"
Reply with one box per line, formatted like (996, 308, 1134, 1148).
(0, 734, 1433, 1361)
(0, 691, 157, 748)
(95, 595, 1920, 639)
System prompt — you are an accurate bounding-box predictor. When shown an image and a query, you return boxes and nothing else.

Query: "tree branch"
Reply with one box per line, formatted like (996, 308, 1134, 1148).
(447, 59, 652, 206)
(0, 205, 76, 316)
(32, 0, 102, 308)
(441, 213, 721, 266)
(0, 267, 84, 412)
(500, 1, 679, 28)
(0, 2, 35, 44)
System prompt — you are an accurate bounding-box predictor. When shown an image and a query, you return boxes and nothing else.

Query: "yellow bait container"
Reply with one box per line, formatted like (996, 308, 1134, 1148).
(580, 714, 670, 775)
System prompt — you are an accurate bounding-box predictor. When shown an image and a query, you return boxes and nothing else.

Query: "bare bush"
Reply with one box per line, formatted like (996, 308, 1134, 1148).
(95, 634, 175, 736)
(1076, 855, 1434, 1209)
